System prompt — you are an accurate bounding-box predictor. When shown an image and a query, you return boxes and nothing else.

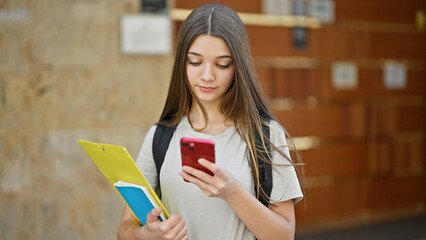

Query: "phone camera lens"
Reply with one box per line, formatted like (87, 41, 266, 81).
(182, 143, 188, 146)
(189, 147, 195, 151)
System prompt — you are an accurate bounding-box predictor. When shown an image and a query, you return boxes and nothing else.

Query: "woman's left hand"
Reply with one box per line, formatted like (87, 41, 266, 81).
(179, 158, 241, 200)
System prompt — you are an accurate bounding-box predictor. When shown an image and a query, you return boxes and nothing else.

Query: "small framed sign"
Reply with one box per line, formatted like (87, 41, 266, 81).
(309, 0, 335, 23)
(332, 62, 358, 90)
(384, 61, 406, 89)
(120, 14, 171, 55)
(262, 0, 292, 15)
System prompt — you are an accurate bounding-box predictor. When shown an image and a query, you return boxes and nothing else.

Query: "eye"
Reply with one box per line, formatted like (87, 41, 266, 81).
(188, 61, 201, 66)
(217, 64, 231, 69)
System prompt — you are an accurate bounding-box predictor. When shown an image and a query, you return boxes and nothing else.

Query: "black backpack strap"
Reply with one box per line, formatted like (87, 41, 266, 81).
(152, 123, 177, 186)
(254, 122, 272, 207)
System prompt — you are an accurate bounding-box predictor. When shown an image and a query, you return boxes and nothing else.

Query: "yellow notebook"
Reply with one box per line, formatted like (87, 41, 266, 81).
(78, 139, 170, 225)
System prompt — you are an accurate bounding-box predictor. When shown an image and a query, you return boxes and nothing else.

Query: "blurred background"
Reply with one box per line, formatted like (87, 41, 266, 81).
(0, 0, 424, 239)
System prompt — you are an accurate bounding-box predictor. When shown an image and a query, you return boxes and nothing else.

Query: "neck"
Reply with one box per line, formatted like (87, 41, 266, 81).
(188, 101, 233, 134)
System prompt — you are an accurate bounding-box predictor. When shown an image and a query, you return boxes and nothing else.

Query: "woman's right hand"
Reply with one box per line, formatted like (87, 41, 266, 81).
(141, 207, 188, 240)
(118, 207, 188, 240)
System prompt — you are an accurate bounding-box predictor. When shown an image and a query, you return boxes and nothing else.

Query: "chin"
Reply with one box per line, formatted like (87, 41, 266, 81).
(197, 96, 220, 105)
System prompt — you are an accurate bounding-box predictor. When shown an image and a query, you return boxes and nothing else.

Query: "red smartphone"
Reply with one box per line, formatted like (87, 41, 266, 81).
(180, 137, 215, 178)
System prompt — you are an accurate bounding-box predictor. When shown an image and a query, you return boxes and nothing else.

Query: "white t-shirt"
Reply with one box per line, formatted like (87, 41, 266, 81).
(135, 116, 303, 240)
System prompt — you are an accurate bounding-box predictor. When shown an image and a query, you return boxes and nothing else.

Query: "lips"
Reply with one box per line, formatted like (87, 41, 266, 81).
(199, 86, 216, 92)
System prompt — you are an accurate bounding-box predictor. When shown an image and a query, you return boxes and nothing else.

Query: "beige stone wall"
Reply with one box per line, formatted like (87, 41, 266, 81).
(0, 0, 173, 239)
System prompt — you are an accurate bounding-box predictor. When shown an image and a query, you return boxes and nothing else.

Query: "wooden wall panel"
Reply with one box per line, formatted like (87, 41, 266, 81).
(392, 141, 423, 171)
(249, 27, 375, 59)
(335, 0, 426, 23)
(371, 105, 425, 134)
(301, 143, 370, 177)
(260, 69, 325, 99)
(174, 0, 426, 22)
(315, 69, 370, 99)
(258, 68, 425, 101)
(369, 175, 426, 210)
(370, 138, 424, 175)
(248, 27, 323, 57)
(175, 0, 261, 13)
(274, 104, 367, 137)
(369, 70, 426, 96)
(256, 67, 275, 98)
(369, 32, 426, 59)
(320, 28, 371, 59)
(296, 179, 370, 222)
(249, 28, 425, 59)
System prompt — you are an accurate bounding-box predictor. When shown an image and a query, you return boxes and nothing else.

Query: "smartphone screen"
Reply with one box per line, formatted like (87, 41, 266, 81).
(180, 137, 215, 177)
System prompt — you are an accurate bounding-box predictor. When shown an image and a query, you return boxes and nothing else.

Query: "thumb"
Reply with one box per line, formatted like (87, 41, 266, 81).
(145, 207, 162, 224)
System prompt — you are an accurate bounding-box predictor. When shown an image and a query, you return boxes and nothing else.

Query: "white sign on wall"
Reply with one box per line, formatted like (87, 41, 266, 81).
(262, 0, 292, 15)
(384, 61, 407, 89)
(120, 14, 171, 55)
(332, 62, 358, 90)
(309, 0, 335, 23)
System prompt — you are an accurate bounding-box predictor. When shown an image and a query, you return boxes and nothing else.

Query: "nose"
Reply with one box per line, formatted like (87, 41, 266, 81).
(201, 64, 215, 81)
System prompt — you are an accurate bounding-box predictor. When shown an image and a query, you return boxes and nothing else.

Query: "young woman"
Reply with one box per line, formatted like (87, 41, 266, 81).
(118, 4, 303, 240)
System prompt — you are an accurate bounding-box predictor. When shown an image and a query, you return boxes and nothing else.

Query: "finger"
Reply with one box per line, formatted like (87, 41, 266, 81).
(182, 165, 214, 182)
(198, 158, 216, 170)
(175, 225, 188, 240)
(180, 169, 205, 185)
(179, 169, 199, 183)
(180, 170, 219, 196)
(198, 158, 221, 175)
(161, 214, 184, 232)
(198, 159, 226, 179)
(145, 207, 162, 224)
(168, 218, 187, 238)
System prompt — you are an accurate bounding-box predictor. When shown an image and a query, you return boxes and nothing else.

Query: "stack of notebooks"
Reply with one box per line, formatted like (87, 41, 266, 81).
(78, 139, 169, 225)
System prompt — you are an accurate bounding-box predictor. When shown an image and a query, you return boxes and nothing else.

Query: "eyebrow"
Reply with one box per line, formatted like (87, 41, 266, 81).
(188, 52, 232, 59)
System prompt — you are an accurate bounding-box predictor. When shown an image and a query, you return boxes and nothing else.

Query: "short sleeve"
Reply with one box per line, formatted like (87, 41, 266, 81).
(269, 121, 303, 204)
(135, 125, 159, 190)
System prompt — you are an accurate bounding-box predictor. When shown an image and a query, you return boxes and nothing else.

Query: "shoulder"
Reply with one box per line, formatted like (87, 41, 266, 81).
(268, 119, 284, 131)
(138, 125, 158, 152)
(267, 120, 286, 137)
(140, 124, 161, 149)
(146, 125, 159, 139)
(266, 120, 290, 149)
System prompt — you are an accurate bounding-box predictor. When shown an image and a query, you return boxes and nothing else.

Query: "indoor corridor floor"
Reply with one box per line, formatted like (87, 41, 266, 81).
(296, 214, 426, 240)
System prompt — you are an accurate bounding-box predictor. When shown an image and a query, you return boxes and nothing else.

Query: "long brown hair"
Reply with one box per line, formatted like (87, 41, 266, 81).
(158, 4, 302, 204)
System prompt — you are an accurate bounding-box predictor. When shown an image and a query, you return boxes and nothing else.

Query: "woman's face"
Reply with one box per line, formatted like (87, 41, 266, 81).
(186, 35, 235, 107)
